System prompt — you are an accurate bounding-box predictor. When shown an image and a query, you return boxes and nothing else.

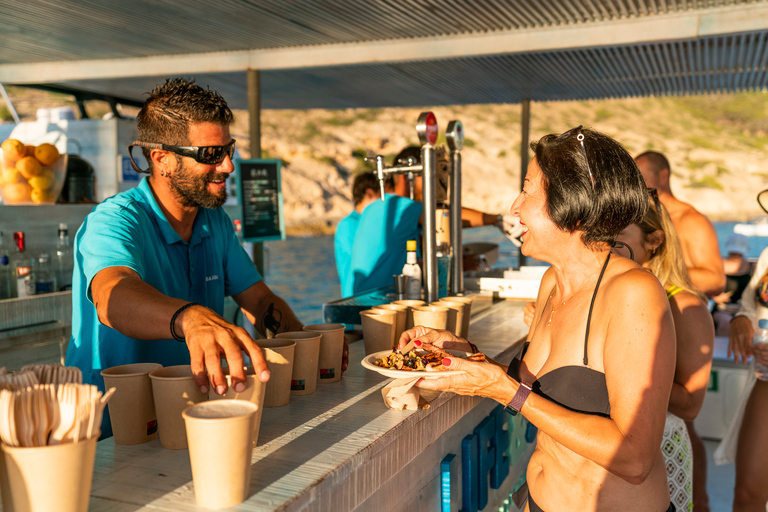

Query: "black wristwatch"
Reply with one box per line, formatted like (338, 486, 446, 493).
(504, 382, 532, 416)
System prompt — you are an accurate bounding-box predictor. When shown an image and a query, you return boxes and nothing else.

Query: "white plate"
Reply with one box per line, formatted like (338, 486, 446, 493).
(361, 349, 468, 379)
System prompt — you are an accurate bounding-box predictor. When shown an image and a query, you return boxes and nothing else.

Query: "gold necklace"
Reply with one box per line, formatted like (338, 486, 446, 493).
(546, 264, 605, 326)
(546, 290, 567, 326)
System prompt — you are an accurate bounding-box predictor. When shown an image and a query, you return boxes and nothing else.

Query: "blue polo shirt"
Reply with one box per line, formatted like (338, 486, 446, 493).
(334, 210, 360, 297)
(347, 194, 422, 296)
(66, 177, 261, 435)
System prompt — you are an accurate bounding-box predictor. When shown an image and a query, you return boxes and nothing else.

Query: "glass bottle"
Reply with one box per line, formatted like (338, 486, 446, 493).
(0, 231, 11, 299)
(35, 253, 55, 295)
(55, 223, 73, 291)
(12, 232, 35, 298)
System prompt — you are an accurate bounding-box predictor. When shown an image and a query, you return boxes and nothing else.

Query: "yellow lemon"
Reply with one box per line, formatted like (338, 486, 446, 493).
(2, 167, 20, 184)
(29, 173, 53, 190)
(3, 182, 32, 204)
(34, 143, 60, 166)
(1, 139, 26, 166)
(16, 156, 42, 179)
(30, 188, 51, 203)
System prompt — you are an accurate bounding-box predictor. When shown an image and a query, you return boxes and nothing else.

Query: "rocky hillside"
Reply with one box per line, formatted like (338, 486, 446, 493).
(5, 87, 768, 234)
(231, 93, 768, 234)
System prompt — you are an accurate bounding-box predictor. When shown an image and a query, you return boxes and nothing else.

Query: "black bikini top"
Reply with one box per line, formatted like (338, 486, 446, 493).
(507, 253, 612, 418)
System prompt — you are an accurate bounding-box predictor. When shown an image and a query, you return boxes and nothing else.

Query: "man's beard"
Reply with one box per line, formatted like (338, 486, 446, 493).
(170, 159, 228, 209)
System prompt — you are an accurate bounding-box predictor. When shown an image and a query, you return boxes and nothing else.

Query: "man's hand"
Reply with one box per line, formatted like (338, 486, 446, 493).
(728, 315, 755, 365)
(496, 214, 523, 247)
(178, 304, 270, 395)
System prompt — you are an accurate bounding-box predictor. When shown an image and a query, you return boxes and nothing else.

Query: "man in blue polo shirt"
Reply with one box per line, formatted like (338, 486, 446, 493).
(66, 79, 328, 437)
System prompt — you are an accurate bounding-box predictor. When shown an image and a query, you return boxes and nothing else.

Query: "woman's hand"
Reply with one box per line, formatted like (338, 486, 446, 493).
(729, 315, 755, 365)
(397, 326, 472, 353)
(415, 355, 518, 402)
(523, 301, 536, 327)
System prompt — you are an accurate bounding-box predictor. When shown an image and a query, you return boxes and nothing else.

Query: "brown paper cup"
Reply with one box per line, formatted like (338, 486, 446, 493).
(360, 309, 398, 355)
(276, 331, 321, 396)
(100, 362, 162, 445)
(412, 305, 449, 330)
(257, 339, 296, 407)
(149, 365, 208, 450)
(391, 300, 426, 330)
(303, 323, 345, 383)
(440, 296, 473, 338)
(183, 400, 258, 509)
(0, 435, 98, 512)
(208, 367, 266, 446)
(432, 301, 463, 337)
(373, 304, 408, 343)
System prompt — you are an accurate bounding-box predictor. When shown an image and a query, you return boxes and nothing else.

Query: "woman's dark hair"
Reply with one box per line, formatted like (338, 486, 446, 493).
(531, 127, 648, 247)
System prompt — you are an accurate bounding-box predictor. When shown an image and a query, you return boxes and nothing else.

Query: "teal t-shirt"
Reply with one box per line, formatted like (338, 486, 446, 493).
(346, 194, 422, 296)
(66, 177, 261, 436)
(334, 210, 360, 297)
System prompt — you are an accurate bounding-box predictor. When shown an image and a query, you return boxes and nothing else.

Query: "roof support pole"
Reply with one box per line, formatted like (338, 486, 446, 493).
(0, 83, 20, 123)
(247, 68, 266, 278)
(518, 99, 530, 268)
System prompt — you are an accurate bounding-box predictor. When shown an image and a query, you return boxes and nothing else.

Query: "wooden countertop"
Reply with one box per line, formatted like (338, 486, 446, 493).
(29, 297, 531, 512)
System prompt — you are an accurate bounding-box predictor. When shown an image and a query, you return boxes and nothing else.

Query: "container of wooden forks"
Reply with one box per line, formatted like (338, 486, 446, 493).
(0, 436, 98, 512)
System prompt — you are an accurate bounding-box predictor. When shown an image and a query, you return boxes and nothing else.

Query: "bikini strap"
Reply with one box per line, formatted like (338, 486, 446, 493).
(583, 252, 611, 366)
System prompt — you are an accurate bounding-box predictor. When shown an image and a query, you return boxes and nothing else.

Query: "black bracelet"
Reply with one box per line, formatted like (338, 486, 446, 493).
(171, 302, 201, 342)
(468, 342, 479, 354)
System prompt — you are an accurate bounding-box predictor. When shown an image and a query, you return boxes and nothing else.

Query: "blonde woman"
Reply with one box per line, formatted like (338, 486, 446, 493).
(613, 190, 715, 511)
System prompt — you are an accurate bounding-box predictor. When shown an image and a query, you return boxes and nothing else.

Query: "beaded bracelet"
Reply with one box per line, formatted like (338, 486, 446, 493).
(171, 302, 201, 342)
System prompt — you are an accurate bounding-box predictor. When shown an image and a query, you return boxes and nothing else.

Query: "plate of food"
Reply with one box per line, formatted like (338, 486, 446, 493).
(361, 348, 478, 379)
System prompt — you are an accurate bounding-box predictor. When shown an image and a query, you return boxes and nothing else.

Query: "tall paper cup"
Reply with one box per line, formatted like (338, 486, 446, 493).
(276, 331, 321, 396)
(100, 362, 162, 445)
(360, 309, 398, 355)
(391, 300, 426, 330)
(440, 296, 473, 337)
(149, 365, 208, 450)
(373, 303, 408, 343)
(183, 400, 258, 509)
(412, 305, 449, 330)
(208, 367, 266, 446)
(257, 338, 296, 407)
(432, 301, 464, 337)
(303, 323, 345, 383)
(0, 435, 98, 512)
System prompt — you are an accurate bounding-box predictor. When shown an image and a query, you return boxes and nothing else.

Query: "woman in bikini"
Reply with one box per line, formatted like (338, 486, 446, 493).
(613, 190, 714, 511)
(400, 127, 677, 511)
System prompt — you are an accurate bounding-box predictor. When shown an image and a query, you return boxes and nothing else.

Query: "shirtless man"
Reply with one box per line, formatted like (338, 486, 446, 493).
(635, 151, 725, 298)
(636, 150, 724, 512)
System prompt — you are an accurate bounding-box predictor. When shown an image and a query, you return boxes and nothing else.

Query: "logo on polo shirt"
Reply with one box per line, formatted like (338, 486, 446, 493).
(205, 275, 219, 282)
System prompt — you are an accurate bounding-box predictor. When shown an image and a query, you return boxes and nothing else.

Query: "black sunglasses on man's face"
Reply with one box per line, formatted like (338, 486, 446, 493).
(127, 139, 236, 173)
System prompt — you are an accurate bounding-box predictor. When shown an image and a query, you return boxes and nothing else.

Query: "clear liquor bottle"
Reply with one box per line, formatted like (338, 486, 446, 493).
(55, 223, 73, 291)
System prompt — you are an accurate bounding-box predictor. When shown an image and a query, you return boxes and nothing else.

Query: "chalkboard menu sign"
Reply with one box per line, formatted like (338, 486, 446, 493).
(236, 159, 285, 242)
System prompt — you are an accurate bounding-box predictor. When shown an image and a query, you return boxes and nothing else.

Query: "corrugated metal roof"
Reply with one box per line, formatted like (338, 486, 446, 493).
(1, 0, 767, 107)
(0, 0, 760, 64)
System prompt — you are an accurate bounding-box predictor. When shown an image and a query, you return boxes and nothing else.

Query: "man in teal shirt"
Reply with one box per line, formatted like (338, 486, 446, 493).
(66, 79, 331, 437)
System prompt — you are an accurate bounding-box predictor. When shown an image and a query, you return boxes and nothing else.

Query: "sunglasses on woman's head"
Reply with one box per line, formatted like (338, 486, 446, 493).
(556, 125, 594, 191)
(128, 140, 236, 171)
